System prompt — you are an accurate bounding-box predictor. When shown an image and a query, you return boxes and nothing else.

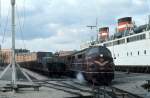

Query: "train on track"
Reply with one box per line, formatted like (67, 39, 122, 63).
(20, 55, 66, 77)
(0, 46, 114, 85)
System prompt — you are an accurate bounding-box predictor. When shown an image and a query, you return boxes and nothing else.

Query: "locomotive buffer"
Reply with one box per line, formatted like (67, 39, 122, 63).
(0, 0, 40, 92)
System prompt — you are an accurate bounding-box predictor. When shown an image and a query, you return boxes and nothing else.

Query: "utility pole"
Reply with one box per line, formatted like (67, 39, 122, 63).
(146, 15, 150, 30)
(87, 18, 99, 43)
(11, 0, 16, 89)
(87, 25, 97, 45)
(0, 0, 1, 27)
(148, 15, 150, 27)
(0, 0, 40, 92)
(95, 18, 99, 43)
(87, 25, 97, 30)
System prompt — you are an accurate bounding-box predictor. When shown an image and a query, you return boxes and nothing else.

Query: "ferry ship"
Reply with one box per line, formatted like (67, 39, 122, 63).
(81, 16, 150, 73)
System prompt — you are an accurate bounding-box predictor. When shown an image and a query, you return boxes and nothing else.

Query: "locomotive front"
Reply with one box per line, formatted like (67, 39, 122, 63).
(85, 46, 114, 85)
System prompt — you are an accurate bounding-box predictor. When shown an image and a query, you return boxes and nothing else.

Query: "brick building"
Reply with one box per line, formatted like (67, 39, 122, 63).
(0, 49, 53, 65)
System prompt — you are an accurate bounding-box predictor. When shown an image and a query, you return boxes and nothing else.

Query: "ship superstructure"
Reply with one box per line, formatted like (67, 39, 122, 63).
(81, 16, 150, 72)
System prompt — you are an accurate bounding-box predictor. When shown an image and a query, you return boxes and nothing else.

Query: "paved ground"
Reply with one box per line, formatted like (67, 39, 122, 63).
(0, 87, 79, 98)
(1, 68, 150, 98)
(0, 68, 93, 98)
(112, 72, 150, 98)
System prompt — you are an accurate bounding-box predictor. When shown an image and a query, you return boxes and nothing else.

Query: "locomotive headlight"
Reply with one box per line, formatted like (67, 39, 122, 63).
(100, 54, 103, 57)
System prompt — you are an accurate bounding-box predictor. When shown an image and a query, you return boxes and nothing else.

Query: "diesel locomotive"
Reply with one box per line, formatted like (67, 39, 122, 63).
(63, 46, 115, 85)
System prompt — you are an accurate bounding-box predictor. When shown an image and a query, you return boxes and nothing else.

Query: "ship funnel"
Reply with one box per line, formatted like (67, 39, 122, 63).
(99, 27, 109, 41)
(117, 17, 133, 33)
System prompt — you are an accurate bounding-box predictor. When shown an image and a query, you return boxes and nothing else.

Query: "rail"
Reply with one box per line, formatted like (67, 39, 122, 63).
(95, 86, 144, 98)
(34, 79, 144, 98)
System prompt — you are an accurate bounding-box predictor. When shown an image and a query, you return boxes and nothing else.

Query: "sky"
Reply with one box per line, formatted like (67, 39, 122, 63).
(0, 0, 150, 52)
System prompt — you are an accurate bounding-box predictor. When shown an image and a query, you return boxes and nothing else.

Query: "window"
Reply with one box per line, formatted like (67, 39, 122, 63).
(127, 34, 146, 43)
(105, 42, 112, 47)
(78, 54, 82, 59)
(113, 54, 116, 59)
(130, 52, 132, 56)
(86, 47, 99, 56)
(113, 54, 115, 57)
(118, 53, 119, 57)
(144, 50, 146, 54)
(72, 56, 75, 59)
(118, 39, 125, 44)
(67, 56, 71, 60)
(113, 41, 118, 46)
(127, 52, 128, 56)
(138, 51, 139, 55)
(112, 39, 125, 46)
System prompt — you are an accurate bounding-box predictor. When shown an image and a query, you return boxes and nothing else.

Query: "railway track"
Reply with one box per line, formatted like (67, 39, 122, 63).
(35, 80, 95, 97)
(34, 79, 144, 98)
(69, 80, 143, 98)
(96, 86, 144, 98)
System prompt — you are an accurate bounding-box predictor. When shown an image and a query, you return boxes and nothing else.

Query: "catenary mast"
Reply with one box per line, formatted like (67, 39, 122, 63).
(0, 0, 39, 92)
(11, 0, 16, 88)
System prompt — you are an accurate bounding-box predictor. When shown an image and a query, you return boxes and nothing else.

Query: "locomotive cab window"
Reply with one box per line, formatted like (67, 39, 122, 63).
(67, 56, 71, 60)
(86, 47, 99, 56)
(72, 56, 75, 60)
(77, 54, 83, 59)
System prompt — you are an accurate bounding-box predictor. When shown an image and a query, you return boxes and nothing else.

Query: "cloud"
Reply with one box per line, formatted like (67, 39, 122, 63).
(0, 0, 149, 52)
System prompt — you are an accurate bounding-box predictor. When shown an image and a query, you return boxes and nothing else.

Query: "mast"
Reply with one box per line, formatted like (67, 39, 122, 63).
(0, 0, 1, 27)
(0, 0, 39, 92)
(146, 15, 150, 30)
(148, 15, 150, 29)
(11, 0, 16, 87)
(87, 25, 96, 45)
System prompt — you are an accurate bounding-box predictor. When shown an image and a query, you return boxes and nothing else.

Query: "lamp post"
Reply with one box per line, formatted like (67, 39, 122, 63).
(11, 0, 16, 88)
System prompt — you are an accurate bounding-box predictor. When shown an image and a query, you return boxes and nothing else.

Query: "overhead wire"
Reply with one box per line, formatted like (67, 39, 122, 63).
(1, 5, 11, 44)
